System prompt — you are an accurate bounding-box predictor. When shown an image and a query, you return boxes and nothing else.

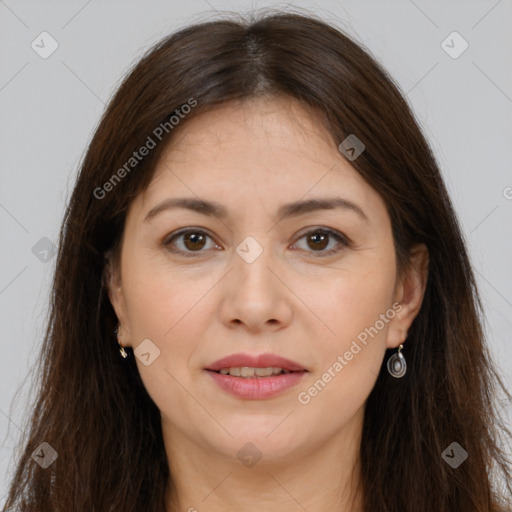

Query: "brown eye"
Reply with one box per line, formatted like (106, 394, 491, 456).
(164, 227, 349, 258)
(294, 228, 349, 257)
(306, 231, 329, 251)
(164, 229, 218, 256)
(182, 231, 207, 251)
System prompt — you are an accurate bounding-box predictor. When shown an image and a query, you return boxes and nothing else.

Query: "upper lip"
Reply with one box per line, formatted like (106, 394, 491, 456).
(205, 353, 307, 372)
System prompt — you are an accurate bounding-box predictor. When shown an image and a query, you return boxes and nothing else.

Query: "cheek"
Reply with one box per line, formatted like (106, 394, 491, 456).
(335, 273, 395, 342)
(123, 276, 177, 338)
(298, 254, 396, 407)
(306, 252, 396, 348)
(121, 254, 218, 377)
(122, 267, 209, 423)
(121, 244, 205, 339)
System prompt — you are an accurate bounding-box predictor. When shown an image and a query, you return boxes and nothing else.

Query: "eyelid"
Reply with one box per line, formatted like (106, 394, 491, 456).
(162, 227, 220, 256)
(291, 227, 350, 256)
(293, 226, 350, 245)
(163, 226, 351, 257)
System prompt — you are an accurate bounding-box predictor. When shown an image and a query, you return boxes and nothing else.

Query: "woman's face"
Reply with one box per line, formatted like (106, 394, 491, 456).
(108, 96, 426, 466)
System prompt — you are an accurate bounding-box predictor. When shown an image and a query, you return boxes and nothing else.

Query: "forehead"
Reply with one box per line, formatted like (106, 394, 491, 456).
(133, 96, 386, 223)
(156, 96, 339, 170)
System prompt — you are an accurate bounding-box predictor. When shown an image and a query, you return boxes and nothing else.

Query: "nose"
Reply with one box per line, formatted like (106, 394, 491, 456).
(218, 235, 293, 333)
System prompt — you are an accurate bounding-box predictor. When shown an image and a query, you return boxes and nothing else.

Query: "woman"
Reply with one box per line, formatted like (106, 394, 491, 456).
(3, 10, 511, 512)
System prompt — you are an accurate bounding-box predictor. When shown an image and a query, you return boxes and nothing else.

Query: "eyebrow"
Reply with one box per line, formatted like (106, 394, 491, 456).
(143, 196, 369, 223)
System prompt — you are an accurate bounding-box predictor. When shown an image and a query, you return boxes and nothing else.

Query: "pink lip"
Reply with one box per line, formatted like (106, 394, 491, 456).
(204, 353, 308, 400)
(206, 370, 307, 400)
(205, 353, 306, 372)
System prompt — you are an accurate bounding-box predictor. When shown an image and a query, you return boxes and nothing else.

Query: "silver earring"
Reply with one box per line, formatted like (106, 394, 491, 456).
(387, 343, 406, 378)
(115, 325, 128, 358)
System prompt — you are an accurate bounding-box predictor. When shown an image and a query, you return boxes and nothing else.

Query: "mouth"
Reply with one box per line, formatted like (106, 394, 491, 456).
(209, 366, 298, 377)
(205, 352, 307, 373)
(204, 353, 308, 399)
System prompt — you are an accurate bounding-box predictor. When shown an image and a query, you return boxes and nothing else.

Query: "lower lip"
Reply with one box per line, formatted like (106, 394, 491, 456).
(205, 370, 307, 400)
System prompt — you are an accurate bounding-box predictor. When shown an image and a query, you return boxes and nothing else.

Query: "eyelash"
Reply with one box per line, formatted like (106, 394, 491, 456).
(162, 227, 350, 258)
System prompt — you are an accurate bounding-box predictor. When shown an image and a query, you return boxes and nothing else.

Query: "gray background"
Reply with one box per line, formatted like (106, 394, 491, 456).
(1, 0, 511, 502)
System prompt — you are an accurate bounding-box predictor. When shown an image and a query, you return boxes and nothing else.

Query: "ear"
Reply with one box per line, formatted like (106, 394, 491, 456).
(104, 250, 131, 346)
(386, 243, 429, 349)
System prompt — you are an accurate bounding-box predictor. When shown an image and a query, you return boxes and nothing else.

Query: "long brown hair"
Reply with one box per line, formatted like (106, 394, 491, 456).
(3, 10, 511, 512)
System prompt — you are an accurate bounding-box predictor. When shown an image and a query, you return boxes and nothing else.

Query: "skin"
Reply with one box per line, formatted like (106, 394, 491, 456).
(107, 96, 429, 512)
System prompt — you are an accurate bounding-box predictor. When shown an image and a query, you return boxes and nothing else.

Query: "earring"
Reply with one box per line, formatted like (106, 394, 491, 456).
(387, 343, 406, 378)
(114, 325, 128, 358)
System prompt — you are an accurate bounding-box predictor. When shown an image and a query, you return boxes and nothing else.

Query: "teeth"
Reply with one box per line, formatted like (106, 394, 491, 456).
(217, 367, 291, 377)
